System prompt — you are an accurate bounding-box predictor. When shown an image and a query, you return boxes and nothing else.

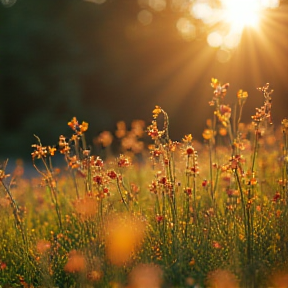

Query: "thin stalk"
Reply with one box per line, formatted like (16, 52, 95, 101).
(0, 179, 27, 246)
(116, 178, 129, 211)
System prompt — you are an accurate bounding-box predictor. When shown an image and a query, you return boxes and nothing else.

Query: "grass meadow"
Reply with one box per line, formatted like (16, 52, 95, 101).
(1, 79, 288, 288)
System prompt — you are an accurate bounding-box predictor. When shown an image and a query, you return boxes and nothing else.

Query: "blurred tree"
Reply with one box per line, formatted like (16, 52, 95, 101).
(0, 0, 115, 159)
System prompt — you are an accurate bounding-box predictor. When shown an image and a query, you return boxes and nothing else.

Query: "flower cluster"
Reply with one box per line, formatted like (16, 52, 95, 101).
(252, 83, 273, 125)
(209, 78, 229, 106)
(68, 117, 89, 136)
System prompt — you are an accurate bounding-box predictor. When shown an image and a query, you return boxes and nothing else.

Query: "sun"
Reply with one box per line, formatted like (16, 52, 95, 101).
(221, 0, 262, 32)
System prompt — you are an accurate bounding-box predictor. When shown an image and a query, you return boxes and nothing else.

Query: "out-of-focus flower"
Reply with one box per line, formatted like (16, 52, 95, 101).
(105, 214, 146, 266)
(206, 269, 239, 288)
(202, 129, 213, 140)
(95, 131, 113, 147)
(131, 119, 145, 137)
(282, 118, 288, 132)
(36, 239, 51, 254)
(115, 121, 126, 138)
(237, 89, 248, 107)
(74, 196, 98, 219)
(117, 154, 131, 168)
(210, 78, 229, 100)
(128, 263, 163, 288)
(107, 170, 117, 179)
(64, 250, 86, 273)
(152, 105, 162, 118)
(182, 134, 193, 143)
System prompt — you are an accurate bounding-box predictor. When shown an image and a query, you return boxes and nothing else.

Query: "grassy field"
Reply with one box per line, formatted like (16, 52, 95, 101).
(1, 79, 288, 287)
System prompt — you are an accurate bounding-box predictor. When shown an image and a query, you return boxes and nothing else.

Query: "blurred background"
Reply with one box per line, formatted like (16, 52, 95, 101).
(0, 0, 288, 161)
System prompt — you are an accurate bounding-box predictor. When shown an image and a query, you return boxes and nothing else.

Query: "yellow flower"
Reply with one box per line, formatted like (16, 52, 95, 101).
(152, 105, 162, 118)
(80, 121, 88, 133)
(48, 146, 57, 156)
(182, 134, 193, 143)
(282, 118, 288, 131)
(211, 78, 219, 89)
(237, 89, 248, 99)
(202, 129, 213, 140)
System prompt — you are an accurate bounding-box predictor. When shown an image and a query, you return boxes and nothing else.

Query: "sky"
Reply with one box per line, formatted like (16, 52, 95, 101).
(0, 0, 288, 160)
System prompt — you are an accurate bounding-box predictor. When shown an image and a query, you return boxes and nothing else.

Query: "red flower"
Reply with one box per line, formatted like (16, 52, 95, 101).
(156, 215, 164, 223)
(93, 175, 103, 184)
(107, 170, 117, 179)
(186, 147, 194, 155)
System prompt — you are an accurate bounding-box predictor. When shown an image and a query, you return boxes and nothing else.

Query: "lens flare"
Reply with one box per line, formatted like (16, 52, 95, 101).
(221, 0, 261, 32)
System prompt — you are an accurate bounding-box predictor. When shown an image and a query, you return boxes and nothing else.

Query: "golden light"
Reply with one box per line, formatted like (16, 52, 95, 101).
(221, 0, 262, 32)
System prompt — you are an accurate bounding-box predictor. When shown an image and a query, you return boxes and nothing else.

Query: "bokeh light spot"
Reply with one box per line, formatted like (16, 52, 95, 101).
(216, 48, 231, 63)
(223, 33, 241, 49)
(176, 17, 196, 41)
(207, 31, 223, 48)
(149, 0, 166, 12)
(190, 2, 213, 23)
(260, 0, 279, 8)
(138, 9, 153, 26)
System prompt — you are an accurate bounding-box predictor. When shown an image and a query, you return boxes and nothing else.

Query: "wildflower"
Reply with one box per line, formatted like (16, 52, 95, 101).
(282, 118, 288, 132)
(80, 121, 88, 133)
(202, 180, 208, 187)
(272, 191, 281, 202)
(68, 156, 80, 169)
(210, 78, 229, 100)
(252, 83, 273, 125)
(117, 155, 131, 168)
(206, 269, 239, 288)
(0, 262, 7, 270)
(31, 144, 47, 159)
(182, 134, 193, 143)
(131, 119, 145, 137)
(96, 131, 113, 147)
(64, 250, 86, 273)
(219, 127, 227, 136)
(189, 259, 195, 266)
(212, 241, 222, 249)
(0, 167, 10, 181)
(202, 129, 213, 140)
(226, 189, 239, 197)
(48, 146, 57, 156)
(229, 154, 244, 170)
(107, 170, 117, 179)
(36, 239, 51, 254)
(105, 214, 146, 266)
(237, 89, 248, 104)
(93, 156, 104, 168)
(152, 105, 162, 118)
(93, 175, 103, 185)
(156, 215, 164, 223)
(87, 270, 102, 282)
(68, 117, 89, 135)
(184, 187, 192, 196)
(74, 196, 98, 218)
(128, 263, 163, 288)
(115, 121, 126, 138)
(152, 149, 162, 157)
(158, 176, 167, 185)
(149, 181, 158, 194)
(58, 135, 70, 154)
(147, 121, 159, 140)
(186, 146, 194, 155)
